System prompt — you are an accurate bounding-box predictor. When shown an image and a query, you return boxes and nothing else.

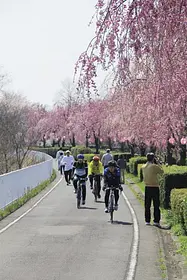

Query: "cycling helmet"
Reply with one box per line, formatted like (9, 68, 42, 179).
(108, 160, 117, 167)
(77, 154, 84, 160)
(93, 156, 100, 161)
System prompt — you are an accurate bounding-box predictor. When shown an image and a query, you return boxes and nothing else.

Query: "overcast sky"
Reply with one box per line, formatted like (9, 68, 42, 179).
(0, 0, 100, 106)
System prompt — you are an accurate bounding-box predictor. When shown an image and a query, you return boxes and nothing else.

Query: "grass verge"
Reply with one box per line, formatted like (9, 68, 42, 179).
(0, 169, 56, 221)
(126, 172, 187, 263)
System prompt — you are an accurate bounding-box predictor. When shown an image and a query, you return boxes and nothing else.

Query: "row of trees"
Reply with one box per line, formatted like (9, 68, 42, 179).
(73, 0, 187, 163)
(0, 90, 48, 174)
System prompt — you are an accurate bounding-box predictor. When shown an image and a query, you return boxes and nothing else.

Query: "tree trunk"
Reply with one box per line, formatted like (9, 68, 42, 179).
(108, 137, 112, 150)
(72, 134, 76, 147)
(94, 136, 99, 154)
(120, 142, 125, 152)
(179, 144, 186, 166)
(139, 142, 146, 156)
(166, 142, 173, 165)
(86, 132, 89, 148)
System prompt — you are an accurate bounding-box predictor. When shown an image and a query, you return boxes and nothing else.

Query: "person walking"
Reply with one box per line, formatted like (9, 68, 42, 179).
(62, 150, 75, 185)
(117, 154, 126, 184)
(142, 153, 164, 227)
(58, 151, 64, 175)
(101, 149, 113, 169)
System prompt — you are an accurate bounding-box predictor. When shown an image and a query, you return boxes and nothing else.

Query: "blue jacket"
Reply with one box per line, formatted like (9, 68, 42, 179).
(104, 167, 120, 187)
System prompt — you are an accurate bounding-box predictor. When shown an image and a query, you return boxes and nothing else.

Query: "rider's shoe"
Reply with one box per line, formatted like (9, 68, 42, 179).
(114, 204, 118, 211)
(90, 185, 93, 189)
(98, 194, 101, 199)
(104, 208, 108, 213)
(82, 200, 85, 205)
(74, 189, 77, 194)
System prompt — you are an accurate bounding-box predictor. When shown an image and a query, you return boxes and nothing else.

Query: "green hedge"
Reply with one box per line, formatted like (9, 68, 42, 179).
(113, 153, 132, 162)
(71, 146, 93, 158)
(170, 189, 187, 234)
(159, 165, 187, 209)
(129, 156, 147, 176)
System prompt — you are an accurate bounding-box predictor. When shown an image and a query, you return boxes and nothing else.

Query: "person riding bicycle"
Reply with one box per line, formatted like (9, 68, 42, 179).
(73, 154, 88, 204)
(103, 160, 123, 213)
(89, 156, 103, 198)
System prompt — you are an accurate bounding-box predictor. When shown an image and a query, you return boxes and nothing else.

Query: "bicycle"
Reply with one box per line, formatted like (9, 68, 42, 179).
(76, 177, 87, 209)
(107, 186, 119, 223)
(92, 174, 102, 202)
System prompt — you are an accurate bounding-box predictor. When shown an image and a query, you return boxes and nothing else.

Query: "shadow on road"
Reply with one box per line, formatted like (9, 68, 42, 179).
(95, 200, 105, 204)
(111, 221, 133, 226)
(80, 206, 97, 210)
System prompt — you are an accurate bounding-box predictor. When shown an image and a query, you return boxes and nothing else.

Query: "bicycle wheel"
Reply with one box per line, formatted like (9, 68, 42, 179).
(77, 184, 81, 209)
(93, 180, 97, 202)
(110, 196, 114, 223)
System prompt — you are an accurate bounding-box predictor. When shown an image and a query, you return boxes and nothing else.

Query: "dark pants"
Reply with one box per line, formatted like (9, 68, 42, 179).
(64, 169, 72, 183)
(105, 189, 119, 208)
(145, 186, 160, 223)
(89, 175, 101, 195)
(74, 180, 86, 201)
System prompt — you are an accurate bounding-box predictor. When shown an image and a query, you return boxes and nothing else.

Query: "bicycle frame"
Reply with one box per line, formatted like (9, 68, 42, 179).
(106, 186, 119, 223)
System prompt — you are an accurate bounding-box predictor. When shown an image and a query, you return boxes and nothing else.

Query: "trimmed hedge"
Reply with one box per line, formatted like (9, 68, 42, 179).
(159, 165, 187, 209)
(71, 146, 92, 158)
(170, 189, 187, 234)
(129, 156, 147, 176)
(113, 153, 132, 162)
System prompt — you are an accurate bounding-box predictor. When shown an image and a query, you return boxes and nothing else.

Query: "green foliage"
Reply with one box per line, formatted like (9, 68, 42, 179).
(0, 169, 56, 221)
(170, 189, 187, 234)
(129, 156, 147, 175)
(113, 153, 132, 162)
(159, 165, 187, 209)
(71, 145, 92, 158)
(84, 154, 100, 162)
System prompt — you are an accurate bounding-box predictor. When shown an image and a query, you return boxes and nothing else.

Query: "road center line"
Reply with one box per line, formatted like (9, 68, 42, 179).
(122, 191, 139, 280)
(0, 177, 62, 235)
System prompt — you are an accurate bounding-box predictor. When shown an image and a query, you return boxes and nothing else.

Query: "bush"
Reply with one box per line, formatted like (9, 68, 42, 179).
(138, 164, 144, 182)
(170, 189, 187, 234)
(129, 156, 147, 176)
(126, 162, 130, 173)
(84, 154, 100, 162)
(113, 153, 132, 162)
(160, 165, 187, 209)
(71, 145, 92, 158)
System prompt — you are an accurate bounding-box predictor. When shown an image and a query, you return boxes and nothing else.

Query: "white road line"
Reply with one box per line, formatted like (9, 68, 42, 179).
(122, 191, 139, 280)
(0, 178, 62, 235)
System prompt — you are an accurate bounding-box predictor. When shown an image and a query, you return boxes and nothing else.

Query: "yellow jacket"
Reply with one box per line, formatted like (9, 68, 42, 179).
(142, 162, 164, 187)
(89, 161, 103, 175)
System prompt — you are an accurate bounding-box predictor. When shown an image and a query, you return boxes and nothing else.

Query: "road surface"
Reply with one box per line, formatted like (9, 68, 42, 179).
(0, 174, 162, 280)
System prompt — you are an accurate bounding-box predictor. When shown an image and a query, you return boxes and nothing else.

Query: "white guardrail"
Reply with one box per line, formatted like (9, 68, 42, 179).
(0, 151, 53, 210)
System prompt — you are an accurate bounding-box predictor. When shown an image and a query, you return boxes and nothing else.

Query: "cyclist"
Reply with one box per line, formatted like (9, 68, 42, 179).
(89, 156, 103, 198)
(103, 160, 123, 213)
(73, 154, 88, 205)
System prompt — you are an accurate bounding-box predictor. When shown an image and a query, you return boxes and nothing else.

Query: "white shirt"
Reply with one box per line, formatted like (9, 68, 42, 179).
(56, 150, 63, 160)
(101, 153, 113, 166)
(62, 155, 74, 171)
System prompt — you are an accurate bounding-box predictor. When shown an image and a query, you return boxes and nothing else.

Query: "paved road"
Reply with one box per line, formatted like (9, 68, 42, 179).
(0, 176, 135, 280)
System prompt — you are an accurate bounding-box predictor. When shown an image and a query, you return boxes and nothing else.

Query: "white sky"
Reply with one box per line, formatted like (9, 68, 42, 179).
(0, 0, 101, 106)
